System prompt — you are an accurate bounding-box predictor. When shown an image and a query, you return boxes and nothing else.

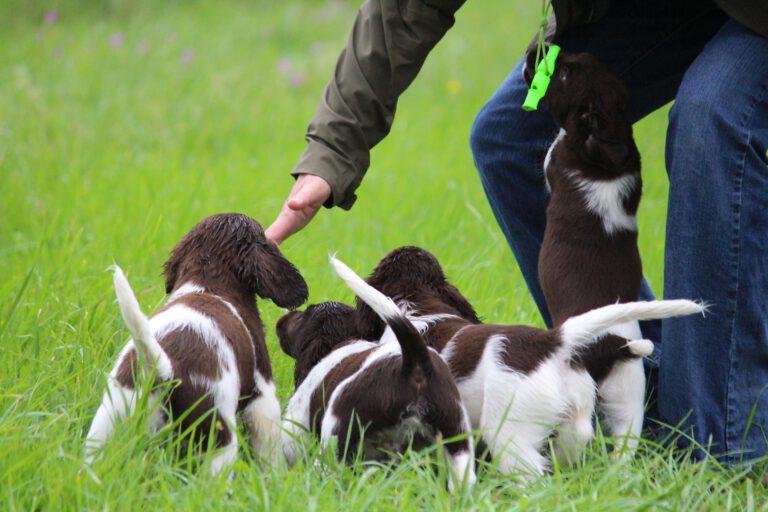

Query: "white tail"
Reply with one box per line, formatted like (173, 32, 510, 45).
(329, 256, 402, 322)
(560, 300, 705, 349)
(330, 255, 433, 370)
(112, 265, 172, 379)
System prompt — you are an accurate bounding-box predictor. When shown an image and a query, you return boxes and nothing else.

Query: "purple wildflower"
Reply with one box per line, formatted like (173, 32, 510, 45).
(289, 73, 305, 88)
(276, 58, 292, 75)
(109, 33, 124, 49)
(181, 48, 195, 65)
(43, 9, 58, 26)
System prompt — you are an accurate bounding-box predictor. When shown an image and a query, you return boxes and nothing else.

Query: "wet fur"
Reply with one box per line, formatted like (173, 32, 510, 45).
(85, 213, 308, 474)
(278, 257, 477, 491)
(345, 247, 701, 476)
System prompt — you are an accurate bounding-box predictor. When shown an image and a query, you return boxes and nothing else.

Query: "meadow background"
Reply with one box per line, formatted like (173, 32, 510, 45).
(1, 0, 765, 510)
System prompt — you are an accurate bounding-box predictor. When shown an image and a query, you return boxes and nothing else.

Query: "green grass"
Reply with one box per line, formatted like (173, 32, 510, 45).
(1, 1, 765, 510)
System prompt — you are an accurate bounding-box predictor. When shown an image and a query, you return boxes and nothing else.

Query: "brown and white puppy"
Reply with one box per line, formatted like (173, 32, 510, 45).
(352, 246, 482, 349)
(353, 247, 704, 477)
(526, 50, 649, 455)
(279, 257, 476, 492)
(85, 213, 308, 474)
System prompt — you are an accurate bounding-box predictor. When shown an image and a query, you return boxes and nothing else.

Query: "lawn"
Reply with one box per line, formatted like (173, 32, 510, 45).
(1, 1, 765, 510)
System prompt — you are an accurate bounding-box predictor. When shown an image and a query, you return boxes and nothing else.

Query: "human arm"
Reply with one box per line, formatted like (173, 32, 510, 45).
(267, 0, 465, 243)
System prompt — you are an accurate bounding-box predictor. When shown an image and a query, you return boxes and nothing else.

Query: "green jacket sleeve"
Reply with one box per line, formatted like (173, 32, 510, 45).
(291, 0, 466, 210)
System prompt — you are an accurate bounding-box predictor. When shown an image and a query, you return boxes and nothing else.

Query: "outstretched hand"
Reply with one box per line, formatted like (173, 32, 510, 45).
(265, 174, 332, 245)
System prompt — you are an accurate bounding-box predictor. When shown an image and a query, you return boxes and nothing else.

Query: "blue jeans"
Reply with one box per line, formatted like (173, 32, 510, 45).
(470, 0, 768, 463)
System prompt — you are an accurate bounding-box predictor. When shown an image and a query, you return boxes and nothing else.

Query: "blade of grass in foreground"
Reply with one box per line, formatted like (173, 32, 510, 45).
(1, 267, 34, 339)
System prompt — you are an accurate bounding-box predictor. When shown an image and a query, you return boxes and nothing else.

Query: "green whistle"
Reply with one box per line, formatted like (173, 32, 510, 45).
(522, 45, 561, 111)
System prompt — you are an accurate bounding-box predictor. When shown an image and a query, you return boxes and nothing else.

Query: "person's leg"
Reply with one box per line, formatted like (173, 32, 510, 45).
(661, 19, 768, 462)
(470, 0, 726, 330)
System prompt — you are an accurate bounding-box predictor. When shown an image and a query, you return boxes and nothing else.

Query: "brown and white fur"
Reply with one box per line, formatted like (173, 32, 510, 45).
(525, 50, 650, 456)
(85, 214, 308, 474)
(353, 247, 704, 477)
(278, 257, 476, 492)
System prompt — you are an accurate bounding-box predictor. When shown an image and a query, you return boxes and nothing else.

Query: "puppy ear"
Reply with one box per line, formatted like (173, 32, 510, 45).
(163, 239, 189, 294)
(582, 78, 630, 167)
(585, 132, 629, 167)
(276, 311, 301, 358)
(583, 102, 629, 167)
(239, 242, 309, 308)
(163, 260, 178, 295)
(438, 282, 480, 323)
(354, 302, 386, 341)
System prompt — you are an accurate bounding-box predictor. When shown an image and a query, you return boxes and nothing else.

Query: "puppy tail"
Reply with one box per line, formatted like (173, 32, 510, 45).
(559, 299, 706, 351)
(112, 265, 172, 379)
(330, 256, 432, 375)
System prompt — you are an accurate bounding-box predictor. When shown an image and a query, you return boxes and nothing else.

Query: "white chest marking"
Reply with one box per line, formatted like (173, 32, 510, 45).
(572, 173, 638, 234)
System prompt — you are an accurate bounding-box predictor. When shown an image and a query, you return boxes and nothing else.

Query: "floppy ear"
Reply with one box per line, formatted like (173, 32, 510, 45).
(438, 282, 480, 323)
(163, 239, 190, 294)
(354, 301, 386, 341)
(163, 260, 179, 294)
(237, 241, 309, 308)
(276, 311, 302, 358)
(583, 109, 629, 167)
(583, 85, 630, 167)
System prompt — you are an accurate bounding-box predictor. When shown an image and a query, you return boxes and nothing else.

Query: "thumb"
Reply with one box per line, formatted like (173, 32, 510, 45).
(289, 178, 330, 210)
(286, 194, 309, 211)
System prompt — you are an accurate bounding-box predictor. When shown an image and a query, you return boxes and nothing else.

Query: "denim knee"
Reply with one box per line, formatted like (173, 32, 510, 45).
(468, 101, 500, 177)
(667, 86, 735, 178)
(469, 100, 553, 185)
(666, 35, 758, 181)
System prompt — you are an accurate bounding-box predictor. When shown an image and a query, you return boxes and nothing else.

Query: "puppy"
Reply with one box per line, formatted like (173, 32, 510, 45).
(278, 301, 360, 389)
(525, 50, 651, 455)
(352, 247, 704, 476)
(85, 213, 308, 474)
(279, 257, 476, 492)
(352, 246, 482, 350)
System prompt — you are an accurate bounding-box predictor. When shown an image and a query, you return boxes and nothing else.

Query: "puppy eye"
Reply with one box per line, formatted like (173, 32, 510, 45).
(559, 66, 570, 81)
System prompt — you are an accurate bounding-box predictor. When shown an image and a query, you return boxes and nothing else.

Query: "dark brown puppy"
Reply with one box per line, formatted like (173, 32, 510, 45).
(85, 213, 308, 473)
(279, 259, 477, 492)
(526, 49, 648, 454)
(277, 301, 360, 388)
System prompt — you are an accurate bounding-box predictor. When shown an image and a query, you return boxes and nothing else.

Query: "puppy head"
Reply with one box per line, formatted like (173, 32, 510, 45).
(276, 301, 357, 386)
(355, 246, 479, 339)
(524, 49, 631, 168)
(163, 213, 308, 307)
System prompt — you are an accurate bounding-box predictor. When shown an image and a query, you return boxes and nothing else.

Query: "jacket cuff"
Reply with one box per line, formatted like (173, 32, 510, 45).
(291, 139, 359, 210)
